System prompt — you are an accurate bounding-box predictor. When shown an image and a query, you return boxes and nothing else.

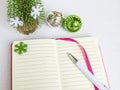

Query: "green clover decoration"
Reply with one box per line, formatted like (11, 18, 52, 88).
(14, 42, 28, 55)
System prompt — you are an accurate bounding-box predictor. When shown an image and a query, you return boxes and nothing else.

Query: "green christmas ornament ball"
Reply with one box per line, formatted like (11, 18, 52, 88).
(63, 15, 82, 32)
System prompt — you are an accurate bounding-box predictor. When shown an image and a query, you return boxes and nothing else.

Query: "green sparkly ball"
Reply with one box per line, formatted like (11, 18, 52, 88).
(63, 15, 82, 32)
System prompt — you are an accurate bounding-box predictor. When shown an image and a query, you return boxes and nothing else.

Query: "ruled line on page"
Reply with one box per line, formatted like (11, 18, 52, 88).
(56, 37, 108, 90)
(12, 39, 61, 90)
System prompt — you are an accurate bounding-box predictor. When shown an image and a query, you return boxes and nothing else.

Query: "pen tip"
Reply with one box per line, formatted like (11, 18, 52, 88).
(66, 52, 71, 56)
(66, 52, 78, 64)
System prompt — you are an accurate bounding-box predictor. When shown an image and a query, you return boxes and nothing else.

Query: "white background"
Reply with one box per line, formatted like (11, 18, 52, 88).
(0, 0, 120, 90)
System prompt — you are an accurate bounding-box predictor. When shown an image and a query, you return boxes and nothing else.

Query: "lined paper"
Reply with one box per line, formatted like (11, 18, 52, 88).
(12, 39, 61, 90)
(56, 37, 108, 90)
(12, 37, 109, 90)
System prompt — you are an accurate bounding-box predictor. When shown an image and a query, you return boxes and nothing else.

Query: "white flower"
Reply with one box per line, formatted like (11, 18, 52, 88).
(10, 17, 23, 27)
(31, 4, 43, 19)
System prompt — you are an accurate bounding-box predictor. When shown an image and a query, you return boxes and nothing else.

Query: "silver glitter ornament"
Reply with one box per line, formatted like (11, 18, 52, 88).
(47, 11, 63, 27)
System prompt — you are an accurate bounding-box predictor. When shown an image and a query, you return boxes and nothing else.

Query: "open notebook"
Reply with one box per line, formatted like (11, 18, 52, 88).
(11, 37, 109, 90)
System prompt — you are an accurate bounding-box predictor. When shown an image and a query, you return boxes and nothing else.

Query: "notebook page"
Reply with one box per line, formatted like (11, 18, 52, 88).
(56, 37, 108, 90)
(12, 39, 61, 90)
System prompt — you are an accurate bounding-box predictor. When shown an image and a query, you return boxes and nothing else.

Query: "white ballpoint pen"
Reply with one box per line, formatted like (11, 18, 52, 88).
(67, 53, 110, 90)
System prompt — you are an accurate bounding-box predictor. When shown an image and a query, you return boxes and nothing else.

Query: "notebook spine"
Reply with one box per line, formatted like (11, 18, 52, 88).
(10, 44, 13, 90)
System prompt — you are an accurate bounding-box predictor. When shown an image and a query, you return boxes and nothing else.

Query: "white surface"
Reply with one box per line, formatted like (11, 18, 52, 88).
(0, 0, 120, 90)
